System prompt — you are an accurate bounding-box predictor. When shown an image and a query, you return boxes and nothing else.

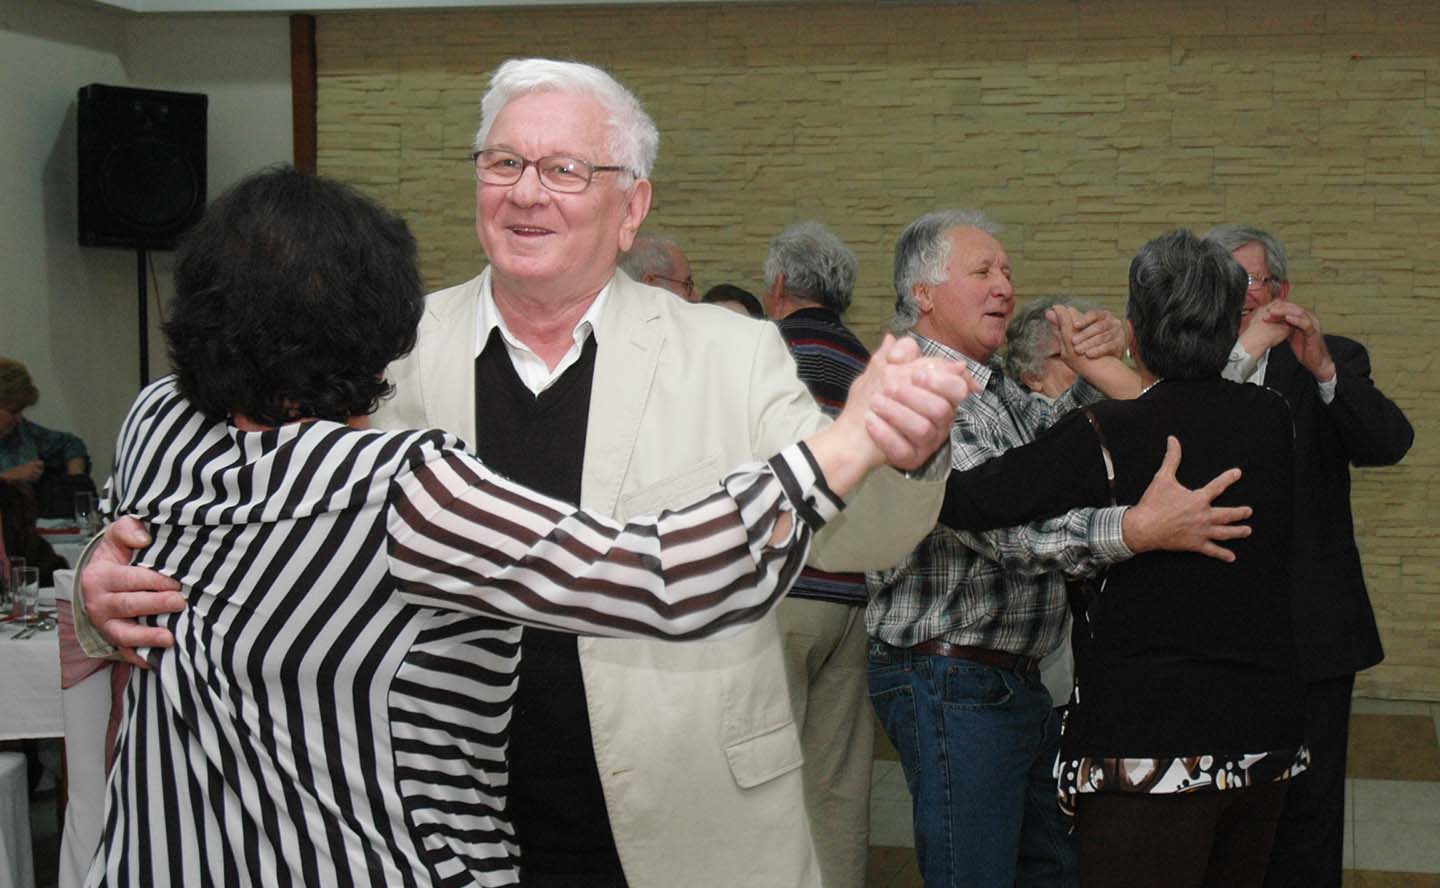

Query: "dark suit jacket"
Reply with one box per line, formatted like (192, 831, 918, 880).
(1263, 335, 1413, 682)
(940, 378, 1304, 757)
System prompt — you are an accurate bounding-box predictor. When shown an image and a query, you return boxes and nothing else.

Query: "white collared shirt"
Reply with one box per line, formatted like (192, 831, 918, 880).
(472, 274, 612, 395)
(1226, 343, 1336, 404)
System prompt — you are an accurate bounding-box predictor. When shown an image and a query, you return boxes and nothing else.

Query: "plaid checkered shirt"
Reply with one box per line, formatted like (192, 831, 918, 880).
(865, 333, 1133, 658)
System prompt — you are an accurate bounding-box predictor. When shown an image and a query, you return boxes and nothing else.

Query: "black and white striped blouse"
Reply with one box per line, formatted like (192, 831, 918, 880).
(86, 377, 840, 888)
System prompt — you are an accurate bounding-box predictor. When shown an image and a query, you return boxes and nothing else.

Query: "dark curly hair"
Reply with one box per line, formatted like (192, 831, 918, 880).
(164, 166, 423, 425)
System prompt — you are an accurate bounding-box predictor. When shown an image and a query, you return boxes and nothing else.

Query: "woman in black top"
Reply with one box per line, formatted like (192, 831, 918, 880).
(942, 229, 1305, 887)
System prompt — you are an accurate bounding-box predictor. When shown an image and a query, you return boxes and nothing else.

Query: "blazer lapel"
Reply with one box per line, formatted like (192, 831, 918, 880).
(422, 270, 483, 441)
(582, 272, 664, 516)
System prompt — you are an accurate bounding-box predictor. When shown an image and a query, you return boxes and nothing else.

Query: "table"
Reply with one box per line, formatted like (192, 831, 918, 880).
(0, 596, 63, 742)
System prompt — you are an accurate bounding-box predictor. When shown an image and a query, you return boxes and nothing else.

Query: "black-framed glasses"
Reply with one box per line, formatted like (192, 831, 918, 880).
(652, 274, 696, 295)
(1247, 273, 1280, 291)
(473, 148, 632, 194)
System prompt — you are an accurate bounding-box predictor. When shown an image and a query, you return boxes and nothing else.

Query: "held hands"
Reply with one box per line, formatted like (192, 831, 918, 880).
(1050, 305, 1142, 399)
(1063, 307, 1126, 360)
(1121, 436, 1252, 562)
(1238, 301, 1335, 382)
(81, 516, 184, 668)
(812, 335, 975, 493)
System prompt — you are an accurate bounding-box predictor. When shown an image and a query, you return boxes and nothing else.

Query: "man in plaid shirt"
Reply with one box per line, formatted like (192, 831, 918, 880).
(866, 210, 1251, 887)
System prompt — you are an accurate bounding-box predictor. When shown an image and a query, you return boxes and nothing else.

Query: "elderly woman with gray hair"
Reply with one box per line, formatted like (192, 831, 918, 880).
(940, 229, 1306, 887)
(1004, 296, 1102, 401)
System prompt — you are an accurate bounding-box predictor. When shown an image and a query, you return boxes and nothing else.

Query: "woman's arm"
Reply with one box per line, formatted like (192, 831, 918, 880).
(388, 338, 974, 639)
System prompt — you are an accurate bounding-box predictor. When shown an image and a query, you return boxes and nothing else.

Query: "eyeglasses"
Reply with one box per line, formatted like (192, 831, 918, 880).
(651, 274, 696, 295)
(473, 148, 632, 194)
(1247, 273, 1281, 291)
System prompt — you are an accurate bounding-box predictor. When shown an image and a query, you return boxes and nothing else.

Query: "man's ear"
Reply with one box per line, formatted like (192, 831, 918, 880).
(913, 283, 933, 313)
(1021, 373, 1045, 394)
(1276, 280, 1291, 302)
(616, 178, 653, 252)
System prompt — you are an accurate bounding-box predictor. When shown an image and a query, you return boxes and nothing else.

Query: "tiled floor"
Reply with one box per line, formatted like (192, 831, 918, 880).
(865, 697, 1440, 888)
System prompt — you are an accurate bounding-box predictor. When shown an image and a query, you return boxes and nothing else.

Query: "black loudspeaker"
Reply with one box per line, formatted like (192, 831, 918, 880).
(78, 84, 208, 249)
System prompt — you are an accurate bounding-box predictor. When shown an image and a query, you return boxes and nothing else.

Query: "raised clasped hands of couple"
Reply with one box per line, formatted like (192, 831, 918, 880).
(828, 333, 976, 478)
(1048, 305, 1127, 362)
(1241, 300, 1337, 382)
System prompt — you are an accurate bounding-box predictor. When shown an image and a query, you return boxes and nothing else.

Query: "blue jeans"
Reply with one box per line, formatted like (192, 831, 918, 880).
(867, 640, 1077, 888)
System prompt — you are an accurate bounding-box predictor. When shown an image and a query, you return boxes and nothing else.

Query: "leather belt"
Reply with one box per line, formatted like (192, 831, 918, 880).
(909, 640, 1040, 676)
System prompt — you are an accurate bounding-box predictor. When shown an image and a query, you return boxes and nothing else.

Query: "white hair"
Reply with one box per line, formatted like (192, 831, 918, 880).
(473, 58, 660, 179)
(890, 209, 999, 333)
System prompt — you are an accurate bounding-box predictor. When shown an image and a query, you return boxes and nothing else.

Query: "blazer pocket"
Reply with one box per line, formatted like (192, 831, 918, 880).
(618, 456, 723, 518)
(722, 720, 804, 789)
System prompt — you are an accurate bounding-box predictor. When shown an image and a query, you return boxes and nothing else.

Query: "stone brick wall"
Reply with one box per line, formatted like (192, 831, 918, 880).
(316, 0, 1439, 700)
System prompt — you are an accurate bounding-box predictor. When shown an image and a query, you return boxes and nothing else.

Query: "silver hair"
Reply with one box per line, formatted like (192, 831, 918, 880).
(618, 234, 684, 281)
(473, 58, 660, 179)
(890, 209, 999, 333)
(762, 221, 858, 315)
(1003, 295, 1099, 384)
(1202, 224, 1289, 293)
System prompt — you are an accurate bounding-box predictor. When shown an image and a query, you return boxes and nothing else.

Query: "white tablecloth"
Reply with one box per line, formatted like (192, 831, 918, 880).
(0, 603, 63, 741)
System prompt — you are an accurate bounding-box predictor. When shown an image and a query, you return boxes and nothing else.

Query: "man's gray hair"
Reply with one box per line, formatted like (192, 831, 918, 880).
(474, 58, 660, 179)
(891, 209, 999, 333)
(1203, 224, 1289, 287)
(762, 221, 858, 315)
(1003, 295, 1099, 384)
(618, 234, 682, 281)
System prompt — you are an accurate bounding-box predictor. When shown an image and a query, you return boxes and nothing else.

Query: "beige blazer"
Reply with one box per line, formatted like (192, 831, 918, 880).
(375, 269, 945, 888)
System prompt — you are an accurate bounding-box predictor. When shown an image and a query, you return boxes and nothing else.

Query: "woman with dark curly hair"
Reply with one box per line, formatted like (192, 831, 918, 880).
(79, 166, 969, 887)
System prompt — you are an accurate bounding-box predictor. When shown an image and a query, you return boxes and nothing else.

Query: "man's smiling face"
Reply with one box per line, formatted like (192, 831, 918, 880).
(476, 89, 649, 303)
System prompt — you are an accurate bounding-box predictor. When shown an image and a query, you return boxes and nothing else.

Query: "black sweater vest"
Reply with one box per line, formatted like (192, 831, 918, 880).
(473, 329, 627, 883)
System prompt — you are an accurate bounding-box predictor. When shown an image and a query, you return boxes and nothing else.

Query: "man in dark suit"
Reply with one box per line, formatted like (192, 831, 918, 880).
(1206, 224, 1414, 888)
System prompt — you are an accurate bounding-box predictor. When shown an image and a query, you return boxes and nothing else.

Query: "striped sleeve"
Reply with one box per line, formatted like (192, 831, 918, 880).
(386, 442, 842, 639)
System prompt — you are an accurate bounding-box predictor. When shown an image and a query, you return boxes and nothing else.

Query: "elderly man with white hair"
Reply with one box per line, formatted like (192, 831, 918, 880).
(618, 233, 696, 301)
(762, 220, 874, 888)
(78, 59, 966, 888)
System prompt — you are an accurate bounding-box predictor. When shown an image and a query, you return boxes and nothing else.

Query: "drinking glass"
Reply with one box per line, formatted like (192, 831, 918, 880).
(12, 566, 39, 625)
(75, 491, 99, 535)
(3, 557, 24, 619)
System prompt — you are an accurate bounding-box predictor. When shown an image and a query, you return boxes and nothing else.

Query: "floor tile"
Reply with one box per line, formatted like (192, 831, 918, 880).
(870, 760, 910, 804)
(1352, 779, 1440, 825)
(1353, 698, 1434, 718)
(1353, 820, 1440, 873)
(868, 797, 916, 849)
(1345, 872, 1440, 887)
(1348, 715, 1440, 781)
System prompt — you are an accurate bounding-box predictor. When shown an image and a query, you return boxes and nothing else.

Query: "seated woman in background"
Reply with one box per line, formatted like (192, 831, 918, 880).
(1003, 295, 1100, 402)
(81, 167, 969, 887)
(942, 230, 1306, 888)
(0, 356, 96, 517)
(0, 356, 90, 483)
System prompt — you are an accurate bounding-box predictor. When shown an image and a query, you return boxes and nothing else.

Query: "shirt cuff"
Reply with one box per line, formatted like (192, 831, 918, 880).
(774, 442, 845, 530)
(1224, 342, 1260, 383)
(1318, 375, 1337, 405)
(70, 531, 123, 660)
(1089, 505, 1134, 563)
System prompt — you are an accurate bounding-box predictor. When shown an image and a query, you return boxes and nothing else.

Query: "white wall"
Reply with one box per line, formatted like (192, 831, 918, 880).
(0, 0, 292, 479)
